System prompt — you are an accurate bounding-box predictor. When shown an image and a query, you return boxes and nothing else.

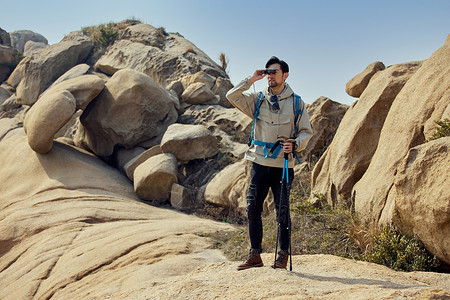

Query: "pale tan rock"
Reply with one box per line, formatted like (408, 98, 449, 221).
(305, 96, 348, 161)
(0, 45, 17, 82)
(48, 63, 91, 88)
(74, 68, 178, 157)
(311, 62, 421, 204)
(42, 74, 105, 110)
(0, 135, 233, 299)
(124, 145, 162, 180)
(0, 117, 21, 141)
(23, 40, 48, 55)
(24, 89, 76, 153)
(9, 30, 48, 52)
(94, 24, 227, 86)
(160, 123, 218, 162)
(180, 71, 216, 90)
(212, 76, 234, 108)
(353, 35, 450, 226)
(134, 153, 178, 202)
(204, 160, 249, 210)
(15, 34, 93, 106)
(166, 80, 183, 98)
(170, 183, 194, 211)
(115, 146, 146, 173)
(181, 82, 218, 105)
(389, 137, 450, 264)
(346, 61, 385, 97)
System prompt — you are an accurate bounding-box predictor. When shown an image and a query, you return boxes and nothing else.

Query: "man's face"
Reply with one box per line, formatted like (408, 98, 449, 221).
(266, 63, 288, 88)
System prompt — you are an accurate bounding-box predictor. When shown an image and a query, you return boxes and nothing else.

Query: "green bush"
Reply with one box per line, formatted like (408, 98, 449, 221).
(363, 225, 439, 271)
(426, 118, 450, 142)
(97, 23, 119, 46)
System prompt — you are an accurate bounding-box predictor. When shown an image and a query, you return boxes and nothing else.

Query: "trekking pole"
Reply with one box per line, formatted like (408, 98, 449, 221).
(274, 137, 294, 271)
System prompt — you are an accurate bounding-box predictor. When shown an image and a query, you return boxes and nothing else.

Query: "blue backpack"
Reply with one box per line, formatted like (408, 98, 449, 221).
(248, 92, 304, 161)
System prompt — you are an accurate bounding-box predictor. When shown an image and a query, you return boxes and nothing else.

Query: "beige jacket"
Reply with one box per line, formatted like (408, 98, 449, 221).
(226, 77, 313, 168)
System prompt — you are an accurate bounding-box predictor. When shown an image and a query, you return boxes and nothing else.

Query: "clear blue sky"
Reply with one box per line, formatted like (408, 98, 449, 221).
(1, 0, 449, 105)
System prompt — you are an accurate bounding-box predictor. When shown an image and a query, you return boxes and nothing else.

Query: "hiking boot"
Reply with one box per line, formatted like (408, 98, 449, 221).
(273, 250, 289, 269)
(237, 249, 263, 270)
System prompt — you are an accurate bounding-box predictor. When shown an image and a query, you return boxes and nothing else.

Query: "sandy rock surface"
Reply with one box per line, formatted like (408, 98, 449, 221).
(114, 254, 450, 299)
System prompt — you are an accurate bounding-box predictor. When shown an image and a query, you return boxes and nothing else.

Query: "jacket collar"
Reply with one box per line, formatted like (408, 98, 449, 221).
(263, 83, 294, 101)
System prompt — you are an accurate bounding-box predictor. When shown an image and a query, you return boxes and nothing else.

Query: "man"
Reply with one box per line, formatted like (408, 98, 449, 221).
(226, 56, 313, 270)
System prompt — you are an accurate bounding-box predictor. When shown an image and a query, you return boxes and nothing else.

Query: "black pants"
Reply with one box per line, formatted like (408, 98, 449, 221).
(246, 162, 294, 253)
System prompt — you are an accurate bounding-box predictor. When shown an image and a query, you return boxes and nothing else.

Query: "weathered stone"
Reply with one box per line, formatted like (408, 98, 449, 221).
(134, 153, 178, 202)
(23, 40, 48, 56)
(311, 61, 422, 205)
(0, 45, 17, 82)
(15, 34, 93, 106)
(124, 145, 162, 181)
(48, 63, 91, 88)
(170, 183, 194, 211)
(179, 104, 252, 158)
(167, 80, 183, 98)
(0, 27, 11, 46)
(181, 82, 218, 105)
(0, 135, 232, 299)
(74, 68, 178, 157)
(42, 74, 105, 110)
(115, 146, 146, 173)
(161, 123, 218, 162)
(389, 137, 450, 264)
(0, 117, 21, 141)
(94, 23, 227, 86)
(180, 71, 216, 90)
(304, 97, 348, 161)
(0, 86, 10, 105)
(24, 89, 76, 153)
(345, 61, 385, 98)
(9, 30, 48, 52)
(212, 77, 234, 108)
(353, 36, 449, 226)
(204, 160, 249, 211)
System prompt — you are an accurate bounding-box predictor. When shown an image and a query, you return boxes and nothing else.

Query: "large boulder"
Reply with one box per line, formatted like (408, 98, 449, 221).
(42, 74, 105, 110)
(75, 68, 178, 157)
(353, 35, 450, 229)
(389, 137, 450, 264)
(13, 33, 93, 106)
(204, 160, 250, 211)
(133, 153, 178, 202)
(0, 27, 11, 46)
(0, 135, 232, 299)
(23, 40, 48, 56)
(160, 123, 218, 162)
(49, 63, 91, 88)
(24, 89, 77, 153)
(179, 104, 252, 158)
(311, 61, 422, 205)
(304, 97, 348, 161)
(181, 82, 218, 105)
(0, 45, 18, 82)
(93, 23, 228, 86)
(124, 145, 162, 181)
(9, 30, 48, 52)
(345, 61, 385, 98)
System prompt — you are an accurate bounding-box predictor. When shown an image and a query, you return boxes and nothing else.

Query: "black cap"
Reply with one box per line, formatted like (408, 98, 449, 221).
(265, 56, 289, 73)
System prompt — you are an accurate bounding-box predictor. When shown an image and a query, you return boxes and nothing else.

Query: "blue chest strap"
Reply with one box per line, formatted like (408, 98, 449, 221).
(248, 92, 304, 161)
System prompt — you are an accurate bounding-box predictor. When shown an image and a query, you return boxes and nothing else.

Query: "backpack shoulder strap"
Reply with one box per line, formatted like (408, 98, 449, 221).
(248, 92, 264, 145)
(293, 93, 304, 136)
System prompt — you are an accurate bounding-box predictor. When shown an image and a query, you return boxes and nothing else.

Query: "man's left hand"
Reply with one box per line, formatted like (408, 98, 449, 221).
(283, 141, 295, 154)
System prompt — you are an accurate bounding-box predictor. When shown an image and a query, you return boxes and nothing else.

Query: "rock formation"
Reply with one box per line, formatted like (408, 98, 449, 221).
(311, 34, 450, 264)
(1, 20, 449, 298)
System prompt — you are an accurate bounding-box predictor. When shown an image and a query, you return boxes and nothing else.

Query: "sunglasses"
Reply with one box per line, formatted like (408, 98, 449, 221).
(261, 69, 277, 75)
(270, 95, 280, 111)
